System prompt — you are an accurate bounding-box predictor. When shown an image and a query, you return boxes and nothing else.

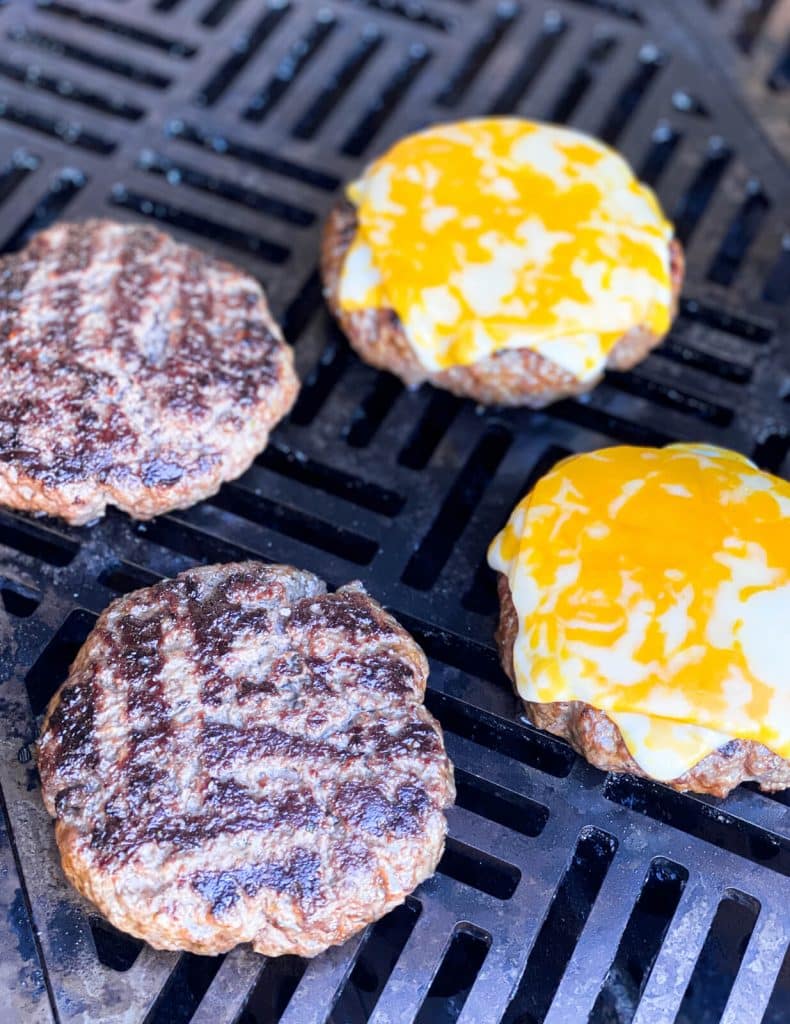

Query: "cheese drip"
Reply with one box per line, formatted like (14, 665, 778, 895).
(487, 444, 790, 781)
(338, 118, 675, 381)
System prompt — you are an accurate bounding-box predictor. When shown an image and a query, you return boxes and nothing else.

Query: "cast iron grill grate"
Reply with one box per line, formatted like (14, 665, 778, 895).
(0, 0, 788, 1021)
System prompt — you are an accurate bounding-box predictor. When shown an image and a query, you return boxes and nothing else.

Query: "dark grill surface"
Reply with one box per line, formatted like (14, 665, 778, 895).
(0, 0, 789, 1021)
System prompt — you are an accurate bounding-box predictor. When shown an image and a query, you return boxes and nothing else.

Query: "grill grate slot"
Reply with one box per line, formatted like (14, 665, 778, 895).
(762, 234, 790, 303)
(675, 892, 760, 1024)
(2, 167, 85, 251)
(7, 26, 173, 87)
(488, 11, 567, 115)
(0, 98, 116, 152)
(256, 443, 405, 516)
(331, 899, 421, 1023)
(638, 120, 682, 185)
(588, 858, 689, 1024)
(767, 36, 790, 91)
(606, 371, 734, 425)
(24, 609, 97, 716)
(454, 768, 549, 837)
(347, 0, 450, 33)
(137, 151, 316, 225)
(289, 335, 351, 425)
(291, 26, 382, 138)
(656, 337, 751, 383)
(762, 943, 790, 1024)
(89, 917, 143, 973)
(0, 58, 145, 119)
(109, 187, 291, 262)
(564, 0, 641, 22)
(732, 0, 777, 55)
(413, 925, 491, 1024)
(672, 138, 733, 244)
(0, 512, 78, 566)
(208, 482, 379, 564)
(397, 391, 461, 470)
(548, 31, 618, 123)
(438, 837, 521, 899)
(597, 43, 665, 144)
(243, 10, 337, 122)
(98, 561, 162, 594)
(200, 0, 245, 27)
(37, 1, 198, 57)
(166, 121, 339, 190)
(706, 181, 771, 286)
(0, 580, 40, 618)
(195, 2, 290, 106)
(401, 426, 511, 590)
(147, 953, 226, 1024)
(136, 516, 262, 564)
(239, 956, 307, 1023)
(341, 42, 432, 155)
(604, 774, 790, 877)
(0, 152, 39, 204)
(425, 690, 575, 776)
(343, 374, 404, 447)
(502, 829, 617, 1024)
(436, 1, 519, 108)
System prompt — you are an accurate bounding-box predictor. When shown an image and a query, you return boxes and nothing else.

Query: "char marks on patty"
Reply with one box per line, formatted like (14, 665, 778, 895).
(38, 562, 454, 957)
(0, 220, 298, 523)
(321, 199, 684, 407)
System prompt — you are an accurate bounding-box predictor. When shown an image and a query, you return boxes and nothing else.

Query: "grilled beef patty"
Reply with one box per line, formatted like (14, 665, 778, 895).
(321, 199, 685, 407)
(495, 574, 790, 797)
(38, 562, 455, 956)
(0, 220, 298, 524)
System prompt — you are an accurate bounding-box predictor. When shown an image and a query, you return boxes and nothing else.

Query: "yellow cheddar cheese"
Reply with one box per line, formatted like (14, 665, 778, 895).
(339, 118, 675, 381)
(488, 444, 790, 781)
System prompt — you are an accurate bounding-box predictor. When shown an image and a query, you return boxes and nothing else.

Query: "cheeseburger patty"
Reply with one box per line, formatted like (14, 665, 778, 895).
(495, 574, 790, 798)
(0, 220, 298, 524)
(38, 563, 455, 957)
(321, 199, 684, 407)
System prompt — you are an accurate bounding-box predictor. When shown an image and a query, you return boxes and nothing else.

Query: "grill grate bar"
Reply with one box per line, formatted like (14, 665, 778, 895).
(279, 932, 366, 1024)
(719, 909, 789, 1024)
(541, 853, 661, 1024)
(188, 948, 266, 1024)
(367, 901, 456, 1024)
(630, 880, 722, 1024)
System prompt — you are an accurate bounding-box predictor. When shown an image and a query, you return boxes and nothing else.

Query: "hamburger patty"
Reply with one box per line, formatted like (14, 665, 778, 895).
(38, 563, 455, 956)
(495, 574, 790, 797)
(321, 199, 685, 407)
(0, 220, 298, 524)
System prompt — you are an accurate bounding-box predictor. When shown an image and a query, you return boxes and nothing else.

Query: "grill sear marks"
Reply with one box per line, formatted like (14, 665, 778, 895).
(177, 570, 275, 705)
(0, 220, 296, 523)
(39, 675, 98, 783)
(192, 848, 323, 917)
(91, 778, 322, 861)
(332, 781, 430, 837)
(38, 563, 454, 951)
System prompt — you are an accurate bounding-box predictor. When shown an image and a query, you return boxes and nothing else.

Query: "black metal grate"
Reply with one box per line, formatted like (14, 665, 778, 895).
(674, 0, 790, 162)
(0, 0, 789, 1021)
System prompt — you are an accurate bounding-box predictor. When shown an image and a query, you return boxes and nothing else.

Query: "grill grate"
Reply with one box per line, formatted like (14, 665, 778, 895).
(0, 0, 789, 1021)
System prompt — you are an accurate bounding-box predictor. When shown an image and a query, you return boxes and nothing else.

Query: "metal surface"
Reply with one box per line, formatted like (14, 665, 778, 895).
(675, 0, 790, 162)
(0, 0, 789, 1021)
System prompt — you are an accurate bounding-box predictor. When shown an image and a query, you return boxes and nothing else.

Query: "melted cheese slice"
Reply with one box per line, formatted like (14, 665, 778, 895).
(488, 444, 790, 781)
(339, 118, 675, 381)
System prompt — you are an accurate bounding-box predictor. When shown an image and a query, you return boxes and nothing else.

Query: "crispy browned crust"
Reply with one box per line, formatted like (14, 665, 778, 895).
(495, 574, 790, 797)
(38, 562, 455, 956)
(321, 199, 685, 406)
(0, 220, 299, 525)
